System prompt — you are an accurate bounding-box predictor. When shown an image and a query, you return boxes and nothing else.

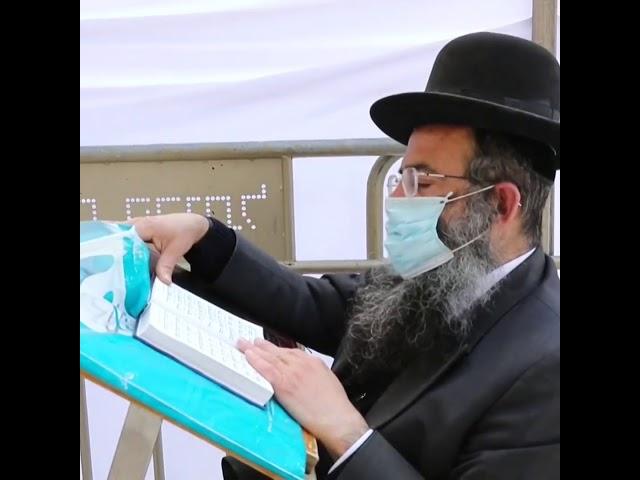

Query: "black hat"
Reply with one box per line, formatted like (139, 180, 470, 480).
(370, 32, 560, 180)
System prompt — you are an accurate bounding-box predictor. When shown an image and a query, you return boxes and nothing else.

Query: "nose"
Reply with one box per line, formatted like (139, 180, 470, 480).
(390, 182, 407, 198)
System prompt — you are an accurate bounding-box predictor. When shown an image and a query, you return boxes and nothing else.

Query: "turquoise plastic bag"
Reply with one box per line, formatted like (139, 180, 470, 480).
(79, 220, 307, 479)
(80, 221, 151, 334)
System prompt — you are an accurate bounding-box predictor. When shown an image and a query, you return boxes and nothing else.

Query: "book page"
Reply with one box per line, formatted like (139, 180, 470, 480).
(152, 280, 264, 346)
(150, 307, 271, 388)
(146, 281, 271, 389)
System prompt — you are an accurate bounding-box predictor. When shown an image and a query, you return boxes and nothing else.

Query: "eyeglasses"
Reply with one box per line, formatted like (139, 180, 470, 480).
(386, 166, 472, 197)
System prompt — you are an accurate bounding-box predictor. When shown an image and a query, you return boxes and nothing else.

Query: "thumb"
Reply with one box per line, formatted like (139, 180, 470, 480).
(130, 218, 153, 242)
(155, 245, 185, 285)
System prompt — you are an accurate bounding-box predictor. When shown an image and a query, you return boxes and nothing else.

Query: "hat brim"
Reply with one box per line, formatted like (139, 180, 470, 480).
(370, 92, 559, 179)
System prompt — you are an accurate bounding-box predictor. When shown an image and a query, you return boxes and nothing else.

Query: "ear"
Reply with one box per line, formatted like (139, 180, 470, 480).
(492, 182, 522, 224)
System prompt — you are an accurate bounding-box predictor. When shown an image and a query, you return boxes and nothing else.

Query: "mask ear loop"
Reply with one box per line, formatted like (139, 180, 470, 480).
(451, 232, 485, 253)
(446, 184, 495, 204)
(440, 191, 453, 204)
(445, 185, 495, 253)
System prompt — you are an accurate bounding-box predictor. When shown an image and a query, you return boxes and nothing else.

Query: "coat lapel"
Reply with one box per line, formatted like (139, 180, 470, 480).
(359, 248, 549, 429)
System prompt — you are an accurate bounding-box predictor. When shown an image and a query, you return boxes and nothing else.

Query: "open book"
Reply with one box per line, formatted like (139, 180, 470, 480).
(135, 280, 274, 407)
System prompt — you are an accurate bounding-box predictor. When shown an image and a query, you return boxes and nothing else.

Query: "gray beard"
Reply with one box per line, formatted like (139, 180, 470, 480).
(342, 193, 501, 385)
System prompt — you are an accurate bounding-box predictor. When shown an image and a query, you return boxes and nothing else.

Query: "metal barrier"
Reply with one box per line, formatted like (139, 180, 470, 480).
(80, 135, 559, 479)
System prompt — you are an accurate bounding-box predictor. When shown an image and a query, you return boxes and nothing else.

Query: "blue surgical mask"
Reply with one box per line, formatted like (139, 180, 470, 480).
(384, 185, 494, 279)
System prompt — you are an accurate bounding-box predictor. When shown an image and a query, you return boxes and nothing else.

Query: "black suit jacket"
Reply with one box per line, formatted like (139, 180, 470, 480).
(181, 231, 560, 480)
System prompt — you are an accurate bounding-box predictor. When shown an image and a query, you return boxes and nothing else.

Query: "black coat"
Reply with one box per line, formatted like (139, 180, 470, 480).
(181, 233, 560, 479)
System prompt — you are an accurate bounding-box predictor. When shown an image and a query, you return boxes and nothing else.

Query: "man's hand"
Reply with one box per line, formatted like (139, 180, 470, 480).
(237, 338, 369, 459)
(129, 213, 210, 284)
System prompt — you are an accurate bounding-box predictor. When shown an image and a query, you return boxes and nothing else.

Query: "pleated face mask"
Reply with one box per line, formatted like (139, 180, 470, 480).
(384, 185, 494, 279)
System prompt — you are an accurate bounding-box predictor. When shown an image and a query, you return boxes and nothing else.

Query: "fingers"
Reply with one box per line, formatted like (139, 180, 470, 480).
(249, 339, 290, 366)
(129, 217, 154, 242)
(254, 338, 291, 357)
(238, 339, 294, 386)
(155, 243, 187, 284)
(241, 340, 325, 402)
(242, 340, 289, 386)
(244, 349, 282, 385)
(236, 338, 253, 352)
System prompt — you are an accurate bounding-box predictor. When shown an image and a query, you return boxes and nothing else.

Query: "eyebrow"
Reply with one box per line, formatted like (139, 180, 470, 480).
(398, 164, 440, 175)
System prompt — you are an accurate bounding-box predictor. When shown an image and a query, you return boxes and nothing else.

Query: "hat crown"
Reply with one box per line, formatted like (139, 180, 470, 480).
(368, 32, 561, 180)
(426, 32, 560, 121)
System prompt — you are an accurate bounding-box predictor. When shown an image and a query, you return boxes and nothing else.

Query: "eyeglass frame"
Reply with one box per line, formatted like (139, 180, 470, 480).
(387, 165, 475, 197)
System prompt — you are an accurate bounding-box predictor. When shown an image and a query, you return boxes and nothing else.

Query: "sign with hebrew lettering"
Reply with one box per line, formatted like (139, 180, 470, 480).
(80, 158, 294, 260)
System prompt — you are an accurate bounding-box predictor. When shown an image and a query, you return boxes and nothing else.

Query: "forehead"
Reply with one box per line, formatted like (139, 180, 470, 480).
(401, 125, 476, 176)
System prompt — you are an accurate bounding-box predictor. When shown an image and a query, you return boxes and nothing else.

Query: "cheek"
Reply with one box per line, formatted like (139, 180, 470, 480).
(440, 202, 466, 225)
(437, 208, 458, 237)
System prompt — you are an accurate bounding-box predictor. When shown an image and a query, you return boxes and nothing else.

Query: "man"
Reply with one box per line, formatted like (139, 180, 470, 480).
(132, 32, 560, 479)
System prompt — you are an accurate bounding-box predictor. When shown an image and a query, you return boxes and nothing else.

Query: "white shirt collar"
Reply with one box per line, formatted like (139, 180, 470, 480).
(477, 247, 537, 299)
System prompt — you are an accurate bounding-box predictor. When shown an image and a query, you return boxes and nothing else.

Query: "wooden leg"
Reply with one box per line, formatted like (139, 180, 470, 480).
(152, 428, 166, 480)
(108, 403, 163, 480)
